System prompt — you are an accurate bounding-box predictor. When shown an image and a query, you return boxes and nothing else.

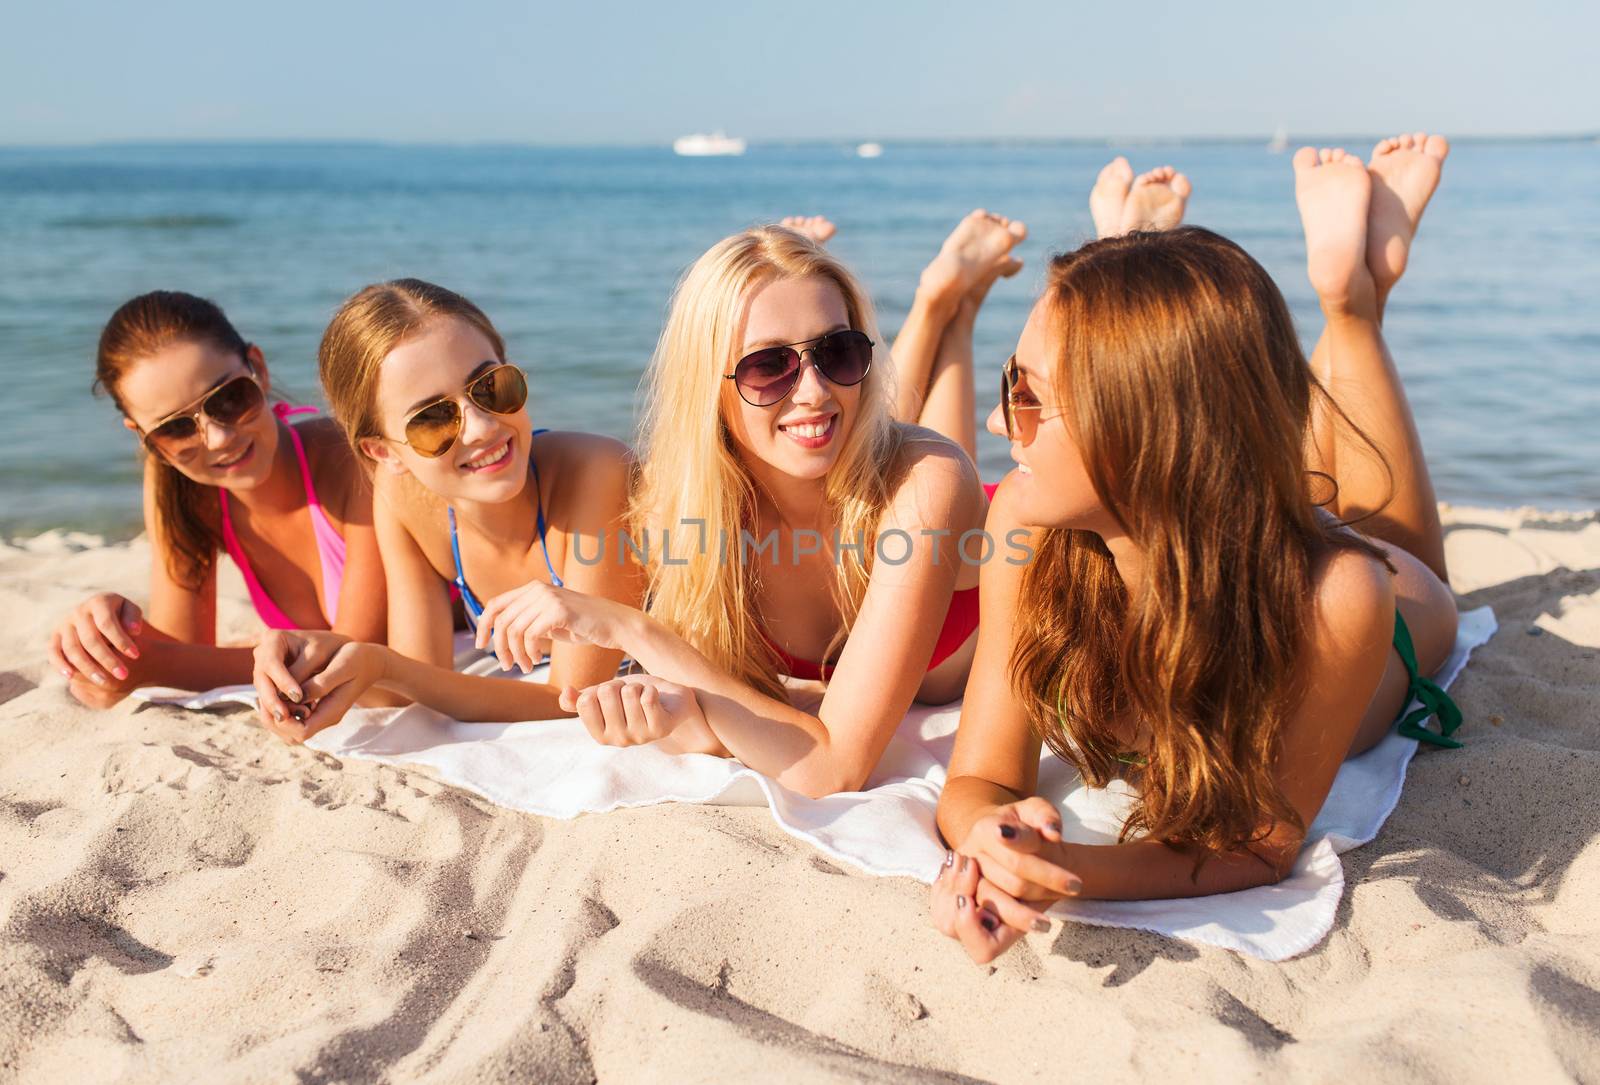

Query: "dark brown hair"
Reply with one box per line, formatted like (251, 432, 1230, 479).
(95, 291, 251, 588)
(1011, 227, 1389, 860)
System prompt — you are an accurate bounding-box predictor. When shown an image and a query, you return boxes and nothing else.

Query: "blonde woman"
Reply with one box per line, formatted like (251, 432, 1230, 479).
(250, 279, 641, 739)
(467, 224, 1027, 796)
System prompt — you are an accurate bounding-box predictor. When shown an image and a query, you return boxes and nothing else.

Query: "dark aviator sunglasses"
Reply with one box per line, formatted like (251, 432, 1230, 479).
(725, 329, 874, 407)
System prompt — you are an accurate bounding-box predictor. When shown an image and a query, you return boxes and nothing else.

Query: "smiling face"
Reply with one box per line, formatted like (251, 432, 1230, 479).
(362, 316, 532, 503)
(116, 339, 280, 491)
(986, 298, 1114, 532)
(722, 275, 861, 482)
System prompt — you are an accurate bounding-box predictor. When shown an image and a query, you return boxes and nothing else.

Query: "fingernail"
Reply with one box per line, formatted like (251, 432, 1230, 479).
(59, 668, 72, 678)
(958, 856, 968, 874)
(287, 687, 302, 703)
(999, 824, 1016, 840)
(1032, 917, 1051, 933)
(113, 666, 128, 680)
(980, 913, 998, 933)
(91, 674, 106, 685)
(1048, 821, 1063, 836)
(125, 646, 140, 660)
(944, 850, 955, 869)
(956, 895, 967, 910)
(129, 621, 143, 634)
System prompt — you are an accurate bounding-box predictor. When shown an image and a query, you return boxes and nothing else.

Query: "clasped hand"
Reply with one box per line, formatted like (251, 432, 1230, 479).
(251, 629, 379, 744)
(474, 580, 635, 673)
(929, 797, 1083, 963)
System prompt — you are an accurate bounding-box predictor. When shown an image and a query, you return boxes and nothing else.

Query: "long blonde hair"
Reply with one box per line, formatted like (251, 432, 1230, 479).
(1012, 227, 1390, 858)
(631, 226, 904, 699)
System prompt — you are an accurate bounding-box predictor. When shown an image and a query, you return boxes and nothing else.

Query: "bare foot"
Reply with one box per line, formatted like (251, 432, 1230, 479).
(1089, 156, 1134, 239)
(1293, 146, 1376, 314)
(780, 215, 837, 245)
(918, 209, 1028, 308)
(1366, 132, 1449, 298)
(1118, 166, 1191, 234)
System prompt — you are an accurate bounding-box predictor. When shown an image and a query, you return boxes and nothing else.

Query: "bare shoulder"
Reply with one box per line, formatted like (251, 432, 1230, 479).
(886, 423, 981, 516)
(534, 431, 635, 529)
(1309, 546, 1395, 656)
(534, 430, 634, 483)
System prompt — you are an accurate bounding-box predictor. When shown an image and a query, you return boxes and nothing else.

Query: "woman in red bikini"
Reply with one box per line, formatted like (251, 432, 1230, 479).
(458, 214, 1028, 796)
(46, 291, 386, 713)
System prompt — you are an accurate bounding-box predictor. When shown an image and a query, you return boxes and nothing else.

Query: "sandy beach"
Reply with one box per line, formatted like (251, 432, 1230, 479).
(2, 503, 1596, 1083)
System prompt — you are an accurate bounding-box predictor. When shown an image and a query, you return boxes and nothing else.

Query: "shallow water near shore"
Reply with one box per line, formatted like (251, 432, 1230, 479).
(1, 139, 1596, 536)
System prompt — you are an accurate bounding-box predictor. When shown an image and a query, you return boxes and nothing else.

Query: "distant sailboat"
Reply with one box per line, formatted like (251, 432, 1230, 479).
(1268, 125, 1290, 154)
(673, 131, 746, 157)
(856, 142, 884, 159)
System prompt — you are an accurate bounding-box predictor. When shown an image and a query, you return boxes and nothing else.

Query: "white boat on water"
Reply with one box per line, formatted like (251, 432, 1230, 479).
(673, 131, 746, 157)
(856, 142, 884, 159)
(1267, 125, 1290, 153)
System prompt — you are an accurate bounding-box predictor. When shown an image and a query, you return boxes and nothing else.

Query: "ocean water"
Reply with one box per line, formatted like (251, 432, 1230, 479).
(1, 140, 1596, 537)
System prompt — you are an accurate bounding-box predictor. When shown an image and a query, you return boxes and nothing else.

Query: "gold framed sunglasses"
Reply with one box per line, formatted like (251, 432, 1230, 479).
(1000, 354, 1050, 443)
(136, 367, 267, 454)
(395, 363, 528, 458)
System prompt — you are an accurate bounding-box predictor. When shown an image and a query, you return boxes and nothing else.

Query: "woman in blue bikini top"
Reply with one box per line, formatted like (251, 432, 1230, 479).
(248, 278, 644, 741)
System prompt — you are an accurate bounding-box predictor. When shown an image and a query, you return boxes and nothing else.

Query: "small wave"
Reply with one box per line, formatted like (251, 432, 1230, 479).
(49, 213, 242, 230)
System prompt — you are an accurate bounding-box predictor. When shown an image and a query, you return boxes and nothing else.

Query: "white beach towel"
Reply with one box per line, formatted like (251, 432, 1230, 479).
(136, 609, 1495, 961)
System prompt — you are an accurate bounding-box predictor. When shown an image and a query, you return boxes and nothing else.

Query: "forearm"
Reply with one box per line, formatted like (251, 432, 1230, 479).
(375, 647, 568, 722)
(619, 615, 852, 796)
(136, 631, 255, 691)
(937, 774, 1030, 849)
(1063, 838, 1290, 901)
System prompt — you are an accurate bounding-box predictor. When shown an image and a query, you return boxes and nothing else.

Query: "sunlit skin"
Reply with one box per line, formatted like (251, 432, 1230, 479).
(249, 313, 642, 741)
(929, 137, 1462, 963)
(47, 339, 387, 709)
(419, 271, 989, 798)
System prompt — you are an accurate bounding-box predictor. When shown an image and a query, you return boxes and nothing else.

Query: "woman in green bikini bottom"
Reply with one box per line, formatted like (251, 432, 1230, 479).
(931, 135, 1462, 961)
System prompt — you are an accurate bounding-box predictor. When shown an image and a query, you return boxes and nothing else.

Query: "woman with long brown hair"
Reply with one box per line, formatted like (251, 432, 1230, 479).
(46, 291, 387, 711)
(247, 279, 642, 738)
(931, 134, 1461, 960)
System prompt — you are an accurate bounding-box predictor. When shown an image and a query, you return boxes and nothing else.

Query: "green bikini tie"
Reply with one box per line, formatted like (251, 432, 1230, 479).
(1392, 610, 1464, 749)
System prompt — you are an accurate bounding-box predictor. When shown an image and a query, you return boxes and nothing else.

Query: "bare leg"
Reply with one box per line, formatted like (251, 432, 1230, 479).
(891, 210, 1027, 433)
(1293, 143, 1447, 580)
(915, 296, 982, 459)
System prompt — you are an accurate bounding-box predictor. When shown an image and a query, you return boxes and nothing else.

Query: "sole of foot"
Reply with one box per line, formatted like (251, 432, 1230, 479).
(1293, 146, 1377, 314)
(780, 215, 837, 246)
(920, 209, 1028, 306)
(1118, 166, 1191, 234)
(1366, 132, 1449, 296)
(1089, 156, 1134, 239)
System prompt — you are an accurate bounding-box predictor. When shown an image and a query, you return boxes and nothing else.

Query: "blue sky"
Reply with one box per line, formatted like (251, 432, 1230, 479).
(2, 0, 1594, 144)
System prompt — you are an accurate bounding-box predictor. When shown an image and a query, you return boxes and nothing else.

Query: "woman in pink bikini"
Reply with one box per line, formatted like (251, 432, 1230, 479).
(46, 291, 387, 717)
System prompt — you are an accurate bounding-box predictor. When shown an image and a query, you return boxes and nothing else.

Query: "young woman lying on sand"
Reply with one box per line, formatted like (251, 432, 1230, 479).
(46, 291, 387, 709)
(402, 215, 1024, 798)
(931, 134, 1460, 962)
(248, 280, 641, 740)
(438, 170, 1189, 795)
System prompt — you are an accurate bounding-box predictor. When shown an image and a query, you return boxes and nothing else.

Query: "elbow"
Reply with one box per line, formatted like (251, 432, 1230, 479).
(790, 758, 874, 800)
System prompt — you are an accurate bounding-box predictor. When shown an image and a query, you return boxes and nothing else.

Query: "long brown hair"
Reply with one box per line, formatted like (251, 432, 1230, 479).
(318, 278, 506, 468)
(1012, 227, 1389, 858)
(95, 291, 252, 588)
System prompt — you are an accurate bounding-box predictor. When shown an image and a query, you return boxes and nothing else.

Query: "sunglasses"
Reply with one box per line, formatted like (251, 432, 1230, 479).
(725, 329, 873, 407)
(1000, 354, 1054, 443)
(398, 363, 528, 458)
(138, 369, 267, 454)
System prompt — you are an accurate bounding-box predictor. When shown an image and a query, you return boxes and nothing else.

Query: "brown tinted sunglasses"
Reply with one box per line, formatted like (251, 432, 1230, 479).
(397, 364, 528, 458)
(138, 368, 267, 454)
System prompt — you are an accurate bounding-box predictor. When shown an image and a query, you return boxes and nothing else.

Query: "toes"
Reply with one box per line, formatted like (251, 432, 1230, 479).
(1006, 218, 1028, 241)
(1097, 155, 1134, 186)
(1170, 171, 1192, 198)
(1292, 146, 1319, 172)
(1423, 133, 1450, 161)
(1372, 137, 1396, 158)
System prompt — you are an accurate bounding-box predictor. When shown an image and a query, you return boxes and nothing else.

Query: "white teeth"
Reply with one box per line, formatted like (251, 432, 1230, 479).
(782, 420, 830, 439)
(464, 442, 510, 469)
(215, 446, 249, 467)
(1016, 463, 1032, 474)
